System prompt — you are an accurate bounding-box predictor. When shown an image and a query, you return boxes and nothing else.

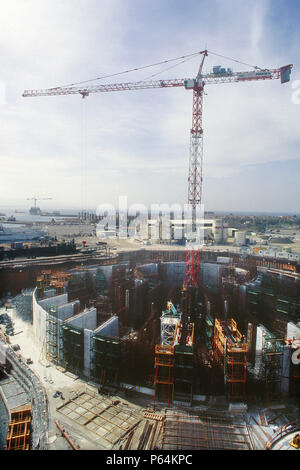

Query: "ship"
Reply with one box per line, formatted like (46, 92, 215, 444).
(0, 224, 44, 243)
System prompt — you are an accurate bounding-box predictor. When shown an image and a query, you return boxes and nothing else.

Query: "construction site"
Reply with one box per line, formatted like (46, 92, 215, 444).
(0, 48, 299, 452)
(0, 248, 299, 451)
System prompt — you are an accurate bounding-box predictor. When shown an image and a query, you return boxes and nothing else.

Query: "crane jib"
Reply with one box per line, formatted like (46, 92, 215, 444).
(22, 65, 292, 98)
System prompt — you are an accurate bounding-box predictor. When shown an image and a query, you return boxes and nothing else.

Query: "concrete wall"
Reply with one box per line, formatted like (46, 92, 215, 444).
(98, 265, 113, 283)
(32, 289, 47, 343)
(65, 307, 97, 330)
(56, 300, 80, 321)
(94, 315, 119, 337)
(0, 341, 8, 366)
(33, 290, 82, 345)
(201, 263, 221, 287)
(282, 345, 292, 394)
(138, 263, 158, 276)
(255, 324, 270, 353)
(163, 262, 186, 286)
(287, 322, 300, 340)
(32, 287, 117, 378)
(253, 324, 270, 375)
(39, 293, 68, 311)
(84, 329, 94, 378)
(43, 288, 56, 299)
(33, 292, 68, 343)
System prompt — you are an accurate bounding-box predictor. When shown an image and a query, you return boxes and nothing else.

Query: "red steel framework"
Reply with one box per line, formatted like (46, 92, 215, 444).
(184, 250, 201, 288)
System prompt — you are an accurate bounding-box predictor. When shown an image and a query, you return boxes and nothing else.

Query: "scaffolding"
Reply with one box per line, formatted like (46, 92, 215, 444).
(6, 405, 31, 451)
(205, 312, 214, 349)
(49, 280, 65, 295)
(154, 344, 174, 406)
(45, 307, 59, 363)
(91, 333, 121, 388)
(213, 318, 248, 402)
(262, 334, 284, 403)
(160, 302, 181, 346)
(62, 324, 84, 375)
(36, 270, 68, 299)
(173, 343, 194, 405)
(154, 300, 195, 405)
(36, 270, 51, 298)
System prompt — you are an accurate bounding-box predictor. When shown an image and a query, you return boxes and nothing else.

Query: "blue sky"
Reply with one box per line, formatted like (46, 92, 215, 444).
(0, 0, 299, 213)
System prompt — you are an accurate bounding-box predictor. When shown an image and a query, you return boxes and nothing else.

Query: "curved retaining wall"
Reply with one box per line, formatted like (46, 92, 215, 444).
(0, 386, 9, 450)
(6, 347, 49, 450)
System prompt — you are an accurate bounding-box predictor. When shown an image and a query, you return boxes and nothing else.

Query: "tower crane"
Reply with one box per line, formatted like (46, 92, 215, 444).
(22, 50, 292, 289)
(27, 196, 52, 215)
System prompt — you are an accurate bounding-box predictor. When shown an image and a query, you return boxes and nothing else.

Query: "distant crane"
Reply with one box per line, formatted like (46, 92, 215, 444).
(27, 196, 52, 215)
(22, 50, 293, 288)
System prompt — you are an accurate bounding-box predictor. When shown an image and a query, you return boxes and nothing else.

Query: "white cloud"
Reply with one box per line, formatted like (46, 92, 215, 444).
(0, 0, 298, 212)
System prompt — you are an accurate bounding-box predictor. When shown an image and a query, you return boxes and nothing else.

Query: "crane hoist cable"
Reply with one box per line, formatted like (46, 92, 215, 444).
(80, 98, 88, 212)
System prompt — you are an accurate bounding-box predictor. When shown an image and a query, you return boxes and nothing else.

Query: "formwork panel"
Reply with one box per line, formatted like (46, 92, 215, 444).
(60, 406, 73, 416)
(86, 422, 98, 431)
(76, 406, 87, 415)
(68, 411, 81, 420)
(56, 389, 141, 446)
(95, 427, 107, 437)
(89, 398, 100, 405)
(82, 402, 94, 410)
(83, 411, 95, 421)
(77, 416, 88, 425)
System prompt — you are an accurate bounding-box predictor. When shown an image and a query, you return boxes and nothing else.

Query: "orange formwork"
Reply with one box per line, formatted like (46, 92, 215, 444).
(154, 345, 174, 406)
(213, 318, 248, 402)
(6, 405, 31, 450)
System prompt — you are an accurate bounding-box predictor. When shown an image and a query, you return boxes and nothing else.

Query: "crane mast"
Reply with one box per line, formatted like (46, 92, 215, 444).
(184, 51, 207, 289)
(22, 54, 292, 291)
